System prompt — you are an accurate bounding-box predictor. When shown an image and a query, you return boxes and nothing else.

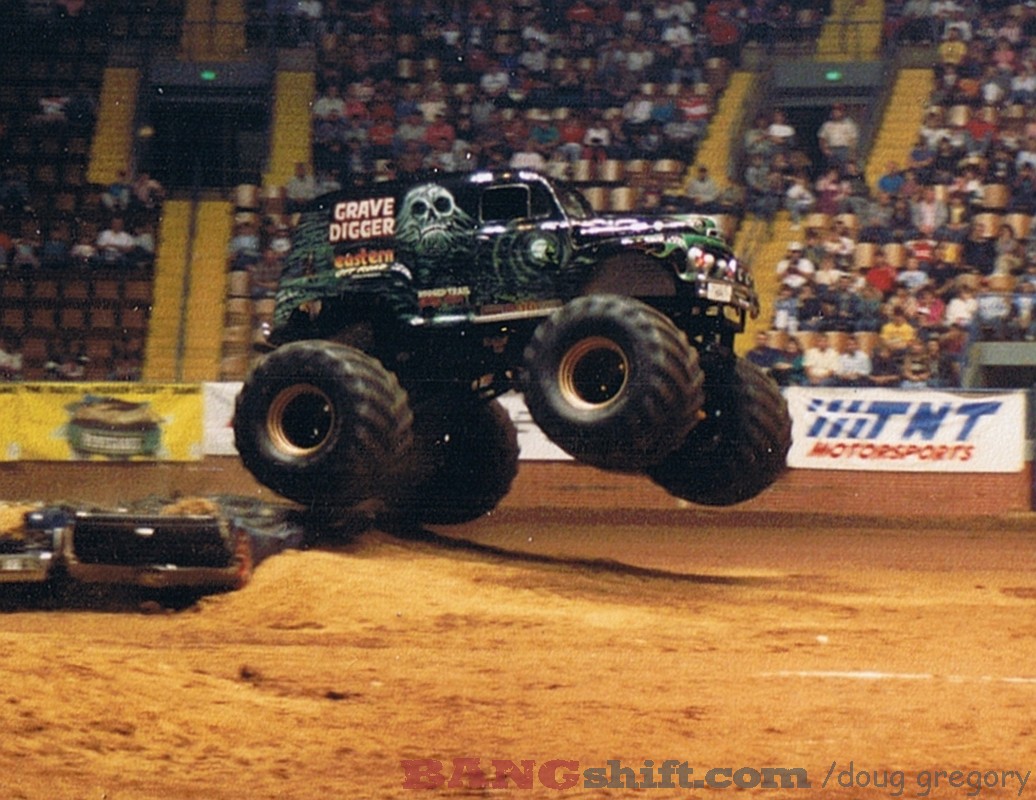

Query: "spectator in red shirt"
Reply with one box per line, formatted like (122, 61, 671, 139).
(566, 0, 595, 25)
(343, 83, 372, 128)
(468, 0, 494, 24)
(368, 85, 396, 124)
(865, 250, 898, 297)
(425, 113, 457, 153)
(965, 112, 998, 154)
(677, 90, 711, 138)
(599, 0, 623, 26)
(367, 117, 395, 160)
(0, 228, 13, 264)
(703, 1, 743, 64)
(557, 113, 588, 162)
(907, 236, 937, 265)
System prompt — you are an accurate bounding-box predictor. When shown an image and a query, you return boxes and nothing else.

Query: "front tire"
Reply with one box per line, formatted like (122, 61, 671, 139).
(233, 341, 413, 508)
(394, 395, 519, 524)
(648, 354, 791, 506)
(522, 295, 703, 472)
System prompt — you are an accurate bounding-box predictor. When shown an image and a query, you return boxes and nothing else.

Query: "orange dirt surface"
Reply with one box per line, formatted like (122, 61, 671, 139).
(1, 497, 1035, 799)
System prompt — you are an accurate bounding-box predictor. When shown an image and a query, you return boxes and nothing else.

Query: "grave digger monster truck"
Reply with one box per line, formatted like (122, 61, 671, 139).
(233, 169, 791, 522)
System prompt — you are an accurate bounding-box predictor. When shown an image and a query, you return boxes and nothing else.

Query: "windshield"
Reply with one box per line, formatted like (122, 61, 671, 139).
(556, 185, 593, 219)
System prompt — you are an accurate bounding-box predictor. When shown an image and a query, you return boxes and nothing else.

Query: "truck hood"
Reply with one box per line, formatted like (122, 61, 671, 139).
(570, 213, 727, 245)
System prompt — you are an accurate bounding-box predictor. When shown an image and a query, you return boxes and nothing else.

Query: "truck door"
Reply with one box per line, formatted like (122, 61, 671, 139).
(475, 181, 573, 303)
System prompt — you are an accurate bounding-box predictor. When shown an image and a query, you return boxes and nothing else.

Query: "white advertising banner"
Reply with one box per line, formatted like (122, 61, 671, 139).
(496, 391, 572, 461)
(203, 382, 243, 456)
(785, 387, 1026, 473)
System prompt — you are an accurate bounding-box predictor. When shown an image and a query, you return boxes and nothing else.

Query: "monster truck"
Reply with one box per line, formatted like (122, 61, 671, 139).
(233, 169, 791, 521)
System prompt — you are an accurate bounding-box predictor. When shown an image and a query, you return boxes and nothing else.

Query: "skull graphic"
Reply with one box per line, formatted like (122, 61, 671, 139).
(396, 183, 476, 260)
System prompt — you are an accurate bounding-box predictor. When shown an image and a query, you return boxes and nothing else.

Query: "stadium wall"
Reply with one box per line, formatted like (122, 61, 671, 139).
(0, 459, 1029, 517)
(0, 384, 1030, 517)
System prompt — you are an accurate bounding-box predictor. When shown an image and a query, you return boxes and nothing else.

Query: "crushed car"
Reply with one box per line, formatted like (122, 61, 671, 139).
(0, 498, 305, 597)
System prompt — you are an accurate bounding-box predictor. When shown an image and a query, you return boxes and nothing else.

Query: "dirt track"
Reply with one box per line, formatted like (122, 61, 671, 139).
(1, 503, 1035, 800)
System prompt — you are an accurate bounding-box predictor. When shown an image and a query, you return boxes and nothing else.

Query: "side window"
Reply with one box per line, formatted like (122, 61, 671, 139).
(481, 186, 529, 223)
(529, 183, 558, 218)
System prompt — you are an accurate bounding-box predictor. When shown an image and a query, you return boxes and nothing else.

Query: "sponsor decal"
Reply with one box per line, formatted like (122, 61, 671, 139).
(417, 285, 471, 310)
(333, 247, 396, 273)
(328, 196, 396, 243)
(785, 387, 1025, 472)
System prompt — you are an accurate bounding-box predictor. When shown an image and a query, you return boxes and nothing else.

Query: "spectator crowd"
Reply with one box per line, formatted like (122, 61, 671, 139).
(292, 0, 829, 190)
(12, 0, 1036, 389)
(739, 1, 1036, 390)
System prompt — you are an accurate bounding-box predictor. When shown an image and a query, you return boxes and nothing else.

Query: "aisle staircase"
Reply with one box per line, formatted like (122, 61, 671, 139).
(181, 200, 233, 381)
(735, 215, 796, 355)
(265, 70, 315, 187)
(144, 200, 193, 381)
(865, 68, 935, 191)
(144, 199, 232, 382)
(814, 0, 885, 60)
(87, 67, 139, 185)
(690, 71, 754, 189)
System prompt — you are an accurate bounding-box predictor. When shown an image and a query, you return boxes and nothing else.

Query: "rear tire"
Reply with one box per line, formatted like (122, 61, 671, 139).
(648, 354, 791, 506)
(522, 295, 703, 472)
(233, 341, 413, 508)
(394, 395, 519, 524)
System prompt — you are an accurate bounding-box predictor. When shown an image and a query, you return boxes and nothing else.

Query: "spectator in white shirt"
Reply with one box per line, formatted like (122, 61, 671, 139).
(804, 333, 841, 386)
(97, 217, 136, 267)
(837, 334, 873, 387)
(312, 84, 346, 121)
(285, 162, 319, 213)
(776, 242, 816, 290)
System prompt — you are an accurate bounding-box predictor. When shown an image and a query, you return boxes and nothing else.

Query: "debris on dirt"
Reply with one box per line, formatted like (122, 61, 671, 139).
(0, 503, 37, 537)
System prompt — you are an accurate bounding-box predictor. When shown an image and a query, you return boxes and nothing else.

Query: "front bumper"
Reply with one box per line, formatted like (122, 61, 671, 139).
(64, 562, 245, 590)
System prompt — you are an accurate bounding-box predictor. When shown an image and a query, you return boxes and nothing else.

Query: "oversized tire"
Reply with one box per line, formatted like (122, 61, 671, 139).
(393, 395, 519, 524)
(522, 295, 703, 472)
(233, 340, 413, 508)
(648, 353, 791, 506)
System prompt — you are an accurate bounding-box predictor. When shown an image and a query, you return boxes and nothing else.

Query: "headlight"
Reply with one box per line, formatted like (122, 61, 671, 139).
(686, 246, 705, 271)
